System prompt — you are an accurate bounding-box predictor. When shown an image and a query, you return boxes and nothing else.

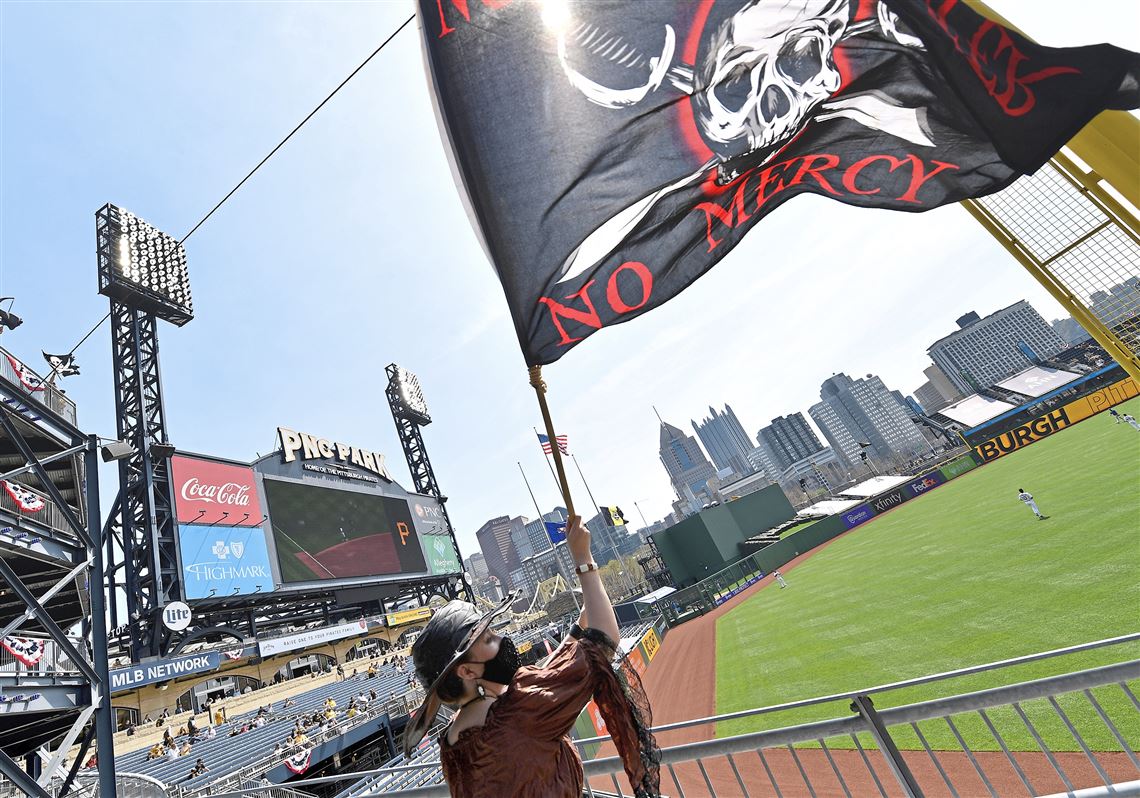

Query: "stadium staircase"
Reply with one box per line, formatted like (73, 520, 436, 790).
(115, 663, 415, 793)
(0, 343, 95, 795)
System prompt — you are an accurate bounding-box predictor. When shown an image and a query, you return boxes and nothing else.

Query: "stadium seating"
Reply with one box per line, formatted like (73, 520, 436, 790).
(114, 661, 414, 791)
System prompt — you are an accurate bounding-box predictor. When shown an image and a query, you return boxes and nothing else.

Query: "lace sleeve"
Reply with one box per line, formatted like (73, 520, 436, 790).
(576, 627, 661, 798)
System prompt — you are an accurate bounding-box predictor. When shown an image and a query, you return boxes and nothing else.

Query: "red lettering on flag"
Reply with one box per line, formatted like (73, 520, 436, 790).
(538, 282, 603, 346)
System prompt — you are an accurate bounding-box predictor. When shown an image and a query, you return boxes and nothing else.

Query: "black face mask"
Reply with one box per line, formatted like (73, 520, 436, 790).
(467, 636, 521, 685)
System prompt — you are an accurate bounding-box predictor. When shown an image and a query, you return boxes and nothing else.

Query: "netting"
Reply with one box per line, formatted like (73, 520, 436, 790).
(975, 159, 1140, 360)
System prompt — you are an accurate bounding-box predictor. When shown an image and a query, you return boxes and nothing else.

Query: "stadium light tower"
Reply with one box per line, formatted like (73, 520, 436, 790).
(385, 364, 473, 602)
(97, 203, 192, 661)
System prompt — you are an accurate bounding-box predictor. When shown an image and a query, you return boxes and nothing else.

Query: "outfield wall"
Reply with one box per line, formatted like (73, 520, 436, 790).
(969, 376, 1138, 462)
(656, 452, 984, 626)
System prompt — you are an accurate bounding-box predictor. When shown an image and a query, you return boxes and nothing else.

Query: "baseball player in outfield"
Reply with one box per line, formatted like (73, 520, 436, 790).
(1017, 489, 1046, 520)
(1123, 413, 1140, 432)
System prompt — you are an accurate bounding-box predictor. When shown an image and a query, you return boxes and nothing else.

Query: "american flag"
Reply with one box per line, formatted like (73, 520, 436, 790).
(536, 432, 568, 456)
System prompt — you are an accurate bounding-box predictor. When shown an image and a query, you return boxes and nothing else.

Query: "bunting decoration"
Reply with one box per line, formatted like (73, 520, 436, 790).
(2, 481, 46, 513)
(223, 649, 244, 661)
(5, 354, 44, 392)
(284, 748, 312, 775)
(1, 637, 46, 668)
(418, 0, 1140, 365)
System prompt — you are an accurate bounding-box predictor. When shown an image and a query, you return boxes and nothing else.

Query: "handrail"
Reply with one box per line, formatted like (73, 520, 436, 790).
(575, 631, 1140, 745)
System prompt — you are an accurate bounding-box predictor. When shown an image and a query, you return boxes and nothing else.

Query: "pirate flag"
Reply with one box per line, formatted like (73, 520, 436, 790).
(42, 351, 80, 379)
(419, 0, 1139, 366)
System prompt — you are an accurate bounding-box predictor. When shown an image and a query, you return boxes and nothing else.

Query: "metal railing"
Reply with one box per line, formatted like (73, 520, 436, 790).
(0, 347, 77, 425)
(338, 634, 1140, 797)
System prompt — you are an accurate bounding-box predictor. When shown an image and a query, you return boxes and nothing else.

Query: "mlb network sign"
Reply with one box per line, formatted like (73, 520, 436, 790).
(178, 524, 274, 599)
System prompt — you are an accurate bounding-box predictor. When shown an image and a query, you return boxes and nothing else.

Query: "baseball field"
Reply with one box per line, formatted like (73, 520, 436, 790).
(713, 397, 1140, 752)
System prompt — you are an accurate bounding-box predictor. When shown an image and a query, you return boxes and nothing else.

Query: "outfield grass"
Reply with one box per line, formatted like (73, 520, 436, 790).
(715, 398, 1140, 752)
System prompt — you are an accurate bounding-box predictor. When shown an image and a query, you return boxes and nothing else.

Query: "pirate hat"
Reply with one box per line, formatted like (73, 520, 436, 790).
(402, 592, 516, 755)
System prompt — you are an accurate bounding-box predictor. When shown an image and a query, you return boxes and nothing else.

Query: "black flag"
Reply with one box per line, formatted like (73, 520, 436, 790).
(419, 0, 1139, 366)
(42, 351, 80, 378)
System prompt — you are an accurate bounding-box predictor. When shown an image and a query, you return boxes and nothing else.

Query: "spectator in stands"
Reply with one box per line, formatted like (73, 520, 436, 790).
(324, 697, 336, 710)
(142, 713, 152, 724)
(292, 730, 308, 746)
(336, 663, 345, 681)
(84, 752, 97, 769)
(369, 689, 378, 702)
(187, 717, 198, 735)
(164, 746, 178, 762)
(162, 728, 174, 747)
(147, 744, 164, 761)
(178, 741, 193, 757)
(187, 758, 209, 779)
(283, 697, 296, 709)
(358, 691, 369, 705)
(125, 722, 136, 737)
(203, 724, 216, 740)
(214, 708, 225, 726)
(367, 663, 377, 678)
(346, 705, 358, 719)
(403, 515, 658, 798)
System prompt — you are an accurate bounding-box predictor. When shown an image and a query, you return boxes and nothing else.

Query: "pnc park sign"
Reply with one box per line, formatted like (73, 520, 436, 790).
(277, 426, 393, 481)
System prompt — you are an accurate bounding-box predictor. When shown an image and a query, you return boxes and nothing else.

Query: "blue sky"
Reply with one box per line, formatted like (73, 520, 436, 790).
(1, 1, 1136, 563)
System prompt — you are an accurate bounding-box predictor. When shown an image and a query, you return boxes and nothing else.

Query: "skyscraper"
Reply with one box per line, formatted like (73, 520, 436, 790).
(928, 300, 1067, 394)
(757, 413, 824, 471)
(475, 515, 525, 587)
(692, 404, 755, 477)
(659, 418, 717, 504)
(809, 373, 930, 465)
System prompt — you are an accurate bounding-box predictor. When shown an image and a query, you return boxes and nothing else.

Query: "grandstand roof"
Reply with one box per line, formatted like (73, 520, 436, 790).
(994, 365, 1081, 398)
(937, 394, 1019, 427)
(797, 498, 861, 516)
(838, 475, 911, 498)
(634, 586, 676, 605)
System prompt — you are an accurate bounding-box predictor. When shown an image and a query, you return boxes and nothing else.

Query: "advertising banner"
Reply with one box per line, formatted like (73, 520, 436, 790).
(385, 607, 431, 628)
(110, 651, 220, 692)
(171, 455, 262, 525)
(870, 488, 909, 515)
(841, 505, 876, 530)
(258, 619, 368, 658)
(907, 472, 946, 497)
(263, 479, 427, 584)
(640, 628, 661, 662)
(939, 456, 979, 481)
(972, 377, 1138, 463)
(408, 498, 462, 576)
(178, 524, 274, 600)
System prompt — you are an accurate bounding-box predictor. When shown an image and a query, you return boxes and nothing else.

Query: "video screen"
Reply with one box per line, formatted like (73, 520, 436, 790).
(263, 479, 426, 584)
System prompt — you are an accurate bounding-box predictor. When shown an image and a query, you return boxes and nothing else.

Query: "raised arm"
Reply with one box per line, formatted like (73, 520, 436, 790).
(566, 514, 620, 645)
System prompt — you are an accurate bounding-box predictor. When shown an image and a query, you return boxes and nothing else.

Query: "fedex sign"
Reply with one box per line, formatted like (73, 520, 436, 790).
(171, 455, 263, 526)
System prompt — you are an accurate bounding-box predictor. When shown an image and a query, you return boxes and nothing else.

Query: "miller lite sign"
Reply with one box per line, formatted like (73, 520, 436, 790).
(170, 455, 263, 526)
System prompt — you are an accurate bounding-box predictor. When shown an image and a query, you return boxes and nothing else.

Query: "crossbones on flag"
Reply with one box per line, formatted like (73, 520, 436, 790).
(1, 636, 46, 668)
(42, 351, 80, 378)
(284, 748, 312, 775)
(419, 0, 1139, 366)
(2, 481, 45, 513)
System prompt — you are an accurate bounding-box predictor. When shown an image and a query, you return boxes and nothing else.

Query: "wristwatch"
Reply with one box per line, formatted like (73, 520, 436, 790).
(575, 561, 598, 574)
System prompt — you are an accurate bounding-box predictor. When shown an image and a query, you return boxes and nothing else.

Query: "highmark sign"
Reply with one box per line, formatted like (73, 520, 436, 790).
(110, 652, 221, 692)
(277, 427, 393, 481)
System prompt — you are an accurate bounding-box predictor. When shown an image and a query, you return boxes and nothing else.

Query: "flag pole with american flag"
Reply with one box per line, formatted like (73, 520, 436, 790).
(534, 426, 569, 504)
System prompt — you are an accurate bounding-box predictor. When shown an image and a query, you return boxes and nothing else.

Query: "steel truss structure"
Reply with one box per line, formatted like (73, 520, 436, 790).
(104, 301, 181, 662)
(0, 351, 115, 798)
(384, 364, 472, 603)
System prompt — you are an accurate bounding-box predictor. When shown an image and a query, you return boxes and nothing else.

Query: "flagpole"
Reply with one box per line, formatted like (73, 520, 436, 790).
(571, 453, 635, 596)
(517, 461, 545, 522)
(533, 426, 563, 497)
(528, 367, 576, 521)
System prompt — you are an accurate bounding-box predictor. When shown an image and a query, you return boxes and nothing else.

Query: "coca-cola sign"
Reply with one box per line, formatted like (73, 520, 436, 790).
(171, 455, 263, 526)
